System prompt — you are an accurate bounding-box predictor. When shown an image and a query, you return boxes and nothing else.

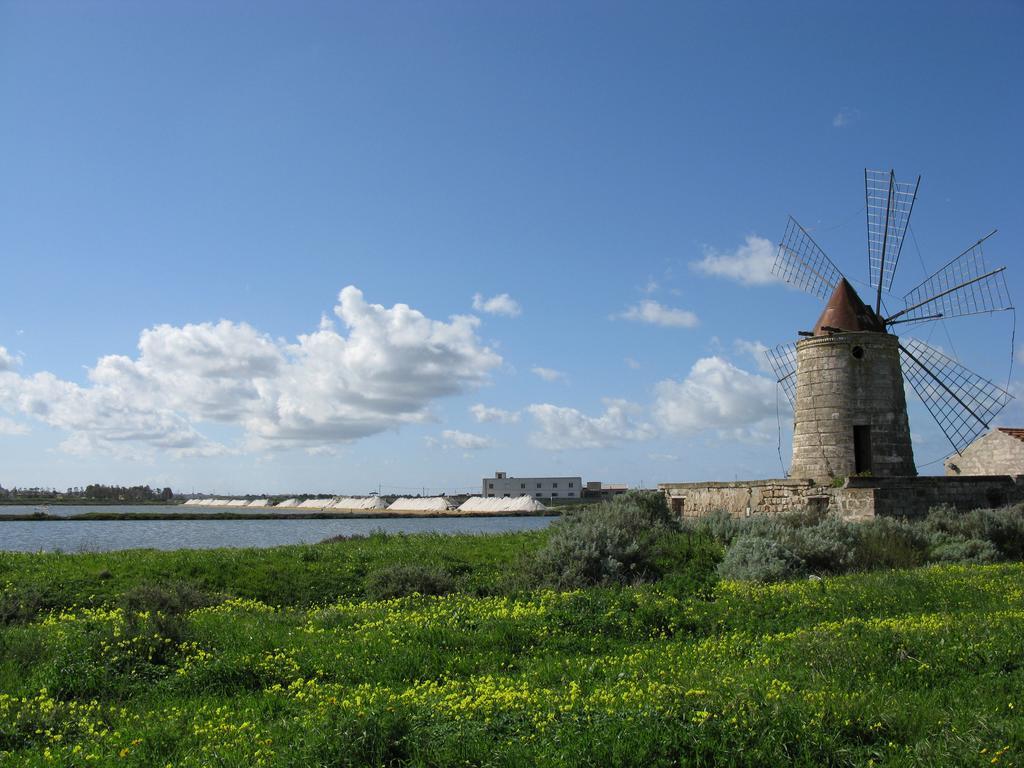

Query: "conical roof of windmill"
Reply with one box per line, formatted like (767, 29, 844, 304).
(812, 278, 885, 336)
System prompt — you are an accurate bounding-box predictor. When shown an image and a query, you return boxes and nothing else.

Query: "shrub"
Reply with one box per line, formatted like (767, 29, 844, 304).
(851, 516, 929, 571)
(693, 510, 855, 577)
(683, 510, 746, 545)
(620, 489, 674, 525)
(649, 531, 722, 597)
(928, 536, 1000, 565)
(120, 581, 218, 617)
(365, 564, 455, 600)
(957, 506, 1024, 560)
(0, 586, 44, 626)
(784, 516, 858, 574)
(716, 535, 803, 582)
(531, 491, 677, 588)
(119, 581, 221, 663)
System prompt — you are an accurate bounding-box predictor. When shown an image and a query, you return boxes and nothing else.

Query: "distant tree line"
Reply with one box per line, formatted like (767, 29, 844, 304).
(0, 484, 174, 504)
(83, 484, 174, 502)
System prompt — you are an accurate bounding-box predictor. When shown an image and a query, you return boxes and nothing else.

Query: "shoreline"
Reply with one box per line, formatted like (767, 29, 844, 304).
(0, 510, 560, 522)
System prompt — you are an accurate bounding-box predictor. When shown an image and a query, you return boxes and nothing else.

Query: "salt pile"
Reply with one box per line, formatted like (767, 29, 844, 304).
(386, 497, 455, 513)
(457, 496, 548, 514)
(328, 496, 388, 511)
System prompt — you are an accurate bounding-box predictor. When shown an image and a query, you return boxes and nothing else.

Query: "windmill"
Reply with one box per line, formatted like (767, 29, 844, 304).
(764, 169, 1014, 481)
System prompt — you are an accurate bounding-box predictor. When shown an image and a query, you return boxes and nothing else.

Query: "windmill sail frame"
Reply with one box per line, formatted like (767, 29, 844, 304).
(899, 337, 1014, 455)
(773, 216, 845, 301)
(764, 343, 797, 408)
(865, 169, 920, 305)
(886, 230, 1012, 327)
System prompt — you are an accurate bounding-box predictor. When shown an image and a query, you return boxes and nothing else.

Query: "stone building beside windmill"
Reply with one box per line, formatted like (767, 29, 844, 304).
(945, 428, 1024, 477)
(660, 169, 1022, 520)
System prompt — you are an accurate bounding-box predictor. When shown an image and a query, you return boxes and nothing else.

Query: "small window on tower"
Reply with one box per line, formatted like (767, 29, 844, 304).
(851, 346, 865, 359)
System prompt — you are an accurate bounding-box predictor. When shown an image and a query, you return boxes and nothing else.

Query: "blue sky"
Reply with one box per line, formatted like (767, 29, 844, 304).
(1, 1, 1022, 494)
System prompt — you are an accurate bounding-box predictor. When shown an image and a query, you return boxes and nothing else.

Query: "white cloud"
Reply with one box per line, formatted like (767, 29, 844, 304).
(625, 357, 641, 370)
(648, 452, 679, 462)
(732, 339, 773, 374)
(440, 429, 494, 450)
(652, 356, 778, 435)
(0, 346, 21, 371)
(832, 107, 859, 128)
(690, 235, 781, 286)
(643, 279, 659, 294)
(0, 416, 29, 436)
(305, 445, 339, 456)
(472, 292, 522, 317)
(619, 300, 699, 328)
(527, 399, 655, 450)
(470, 404, 521, 423)
(0, 287, 502, 456)
(532, 366, 566, 382)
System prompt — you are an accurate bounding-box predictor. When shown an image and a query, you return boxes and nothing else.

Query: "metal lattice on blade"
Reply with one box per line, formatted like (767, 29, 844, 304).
(890, 235, 1012, 326)
(764, 342, 797, 408)
(865, 169, 919, 292)
(899, 337, 1014, 454)
(773, 217, 844, 301)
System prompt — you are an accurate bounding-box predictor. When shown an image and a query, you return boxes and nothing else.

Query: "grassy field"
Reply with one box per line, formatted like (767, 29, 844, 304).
(1, 526, 1021, 767)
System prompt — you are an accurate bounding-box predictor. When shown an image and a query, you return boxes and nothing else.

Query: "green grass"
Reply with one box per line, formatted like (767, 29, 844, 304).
(1, 531, 1022, 766)
(0, 530, 549, 613)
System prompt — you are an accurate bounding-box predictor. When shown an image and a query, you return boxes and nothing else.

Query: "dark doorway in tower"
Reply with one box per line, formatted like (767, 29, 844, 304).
(853, 425, 872, 474)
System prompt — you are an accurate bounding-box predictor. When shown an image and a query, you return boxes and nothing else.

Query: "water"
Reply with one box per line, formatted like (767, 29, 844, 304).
(0, 507, 555, 552)
(1, 504, 279, 517)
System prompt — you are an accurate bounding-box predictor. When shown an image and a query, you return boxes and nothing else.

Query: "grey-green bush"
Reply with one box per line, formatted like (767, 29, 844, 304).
(924, 504, 1024, 560)
(851, 515, 929, 571)
(531, 491, 676, 588)
(927, 536, 1000, 565)
(709, 504, 1024, 582)
(716, 535, 803, 582)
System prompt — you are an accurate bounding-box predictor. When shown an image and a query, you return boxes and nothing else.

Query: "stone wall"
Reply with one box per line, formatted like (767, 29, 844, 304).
(945, 430, 1024, 477)
(846, 475, 1024, 518)
(659, 479, 838, 519)
(658, 475, 1024, 521)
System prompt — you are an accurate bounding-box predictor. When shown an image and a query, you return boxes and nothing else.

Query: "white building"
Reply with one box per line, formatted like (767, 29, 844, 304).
(483, 471, 582, 500)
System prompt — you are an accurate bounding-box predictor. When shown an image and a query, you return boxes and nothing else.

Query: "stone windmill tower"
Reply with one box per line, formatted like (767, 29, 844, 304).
(765, 170, 1015, 482)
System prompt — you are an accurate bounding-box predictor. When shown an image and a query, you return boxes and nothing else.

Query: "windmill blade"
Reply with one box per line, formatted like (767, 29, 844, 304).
(773, 216, 845, 301)
(899, 337, 1013, 454)
(764, 342, 797, 408)
(865, 169, 920, 297)
(886, 231, 1012, 326)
